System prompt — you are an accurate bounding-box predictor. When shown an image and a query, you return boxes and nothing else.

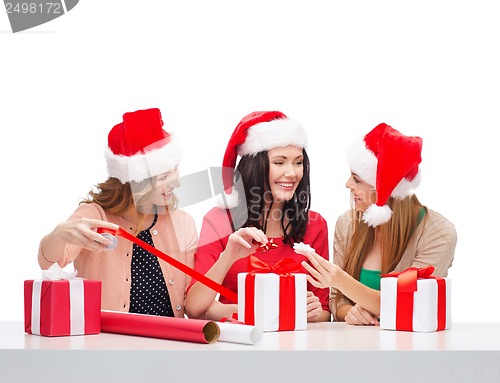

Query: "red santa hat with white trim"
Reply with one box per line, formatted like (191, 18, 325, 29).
(346, 123, 423, 227)
(105, 108, 182, 184)
(217, 110, 308, 208)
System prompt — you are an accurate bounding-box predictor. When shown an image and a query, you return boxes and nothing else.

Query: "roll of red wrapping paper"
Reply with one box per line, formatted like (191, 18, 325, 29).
(101, 311, 219, 344)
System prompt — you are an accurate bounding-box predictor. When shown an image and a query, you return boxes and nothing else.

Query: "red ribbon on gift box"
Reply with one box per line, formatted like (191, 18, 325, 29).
(98, 227, 238, 304)
(244, 255, 302, 331)
(382, 265, 447, 332)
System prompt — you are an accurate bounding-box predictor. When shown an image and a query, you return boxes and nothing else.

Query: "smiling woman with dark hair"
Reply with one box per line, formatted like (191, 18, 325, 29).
(185, 111, 331, 322)
(236, 148, 311, 247)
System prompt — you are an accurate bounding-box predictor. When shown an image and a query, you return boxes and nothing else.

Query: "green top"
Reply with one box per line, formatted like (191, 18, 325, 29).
(359, 207, 427, 291)
(359, 268, 381, 290)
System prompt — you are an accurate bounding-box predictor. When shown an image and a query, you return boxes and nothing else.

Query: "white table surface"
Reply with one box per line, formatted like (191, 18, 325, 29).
(1, 321, 499, 382)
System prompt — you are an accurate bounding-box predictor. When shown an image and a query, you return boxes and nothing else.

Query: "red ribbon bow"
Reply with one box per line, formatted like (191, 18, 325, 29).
(382, 265, 446, 331)
(247, 254, 302, 276)
(381, 265, 435, 280)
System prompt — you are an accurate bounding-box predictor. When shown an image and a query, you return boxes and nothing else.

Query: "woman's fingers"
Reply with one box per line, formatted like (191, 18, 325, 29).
(82, 218, 119, 230)
(357, 305, 376, 325)
(228, 232, 252, 249)
(351, 306, 372, 325)
(302, 253, 328, 279)
(306, 291, 322, 321)
(301, 255, 334, 289)
(346, 305, 378, 326)
(305, 274, 323, 288)
(345, 311, 359, 325)
(346, 309, 368, 325)
(232, 235, 252, 249)
(67, 219, 117, 250)
(229, 227, 268, 249)
(240, 227, 268, 244)
(301, 261, 323, 281)
(306, 252, 332, 271)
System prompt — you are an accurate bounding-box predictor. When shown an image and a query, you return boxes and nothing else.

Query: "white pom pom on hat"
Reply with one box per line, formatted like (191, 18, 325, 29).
(347, 123, 423, 227)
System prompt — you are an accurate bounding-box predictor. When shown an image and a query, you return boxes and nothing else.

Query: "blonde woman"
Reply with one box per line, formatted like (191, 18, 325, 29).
(302, 123, 456, 325)
(38, 108, 197, 318)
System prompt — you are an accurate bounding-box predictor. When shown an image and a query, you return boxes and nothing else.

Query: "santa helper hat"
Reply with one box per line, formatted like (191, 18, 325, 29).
(218, 111, 308, 209)
(347, 123, 423, 227)
(105, 108, 182, 184)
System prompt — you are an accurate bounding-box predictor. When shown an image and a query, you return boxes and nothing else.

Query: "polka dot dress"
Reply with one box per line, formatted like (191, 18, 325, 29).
(129, 214, 174, 317)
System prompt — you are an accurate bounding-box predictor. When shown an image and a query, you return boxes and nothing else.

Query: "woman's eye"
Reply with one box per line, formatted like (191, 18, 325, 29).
(157, 175, 169, 182)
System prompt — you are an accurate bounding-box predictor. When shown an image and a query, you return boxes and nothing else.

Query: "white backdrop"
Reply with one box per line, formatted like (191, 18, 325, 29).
(1, 0, 498, 322)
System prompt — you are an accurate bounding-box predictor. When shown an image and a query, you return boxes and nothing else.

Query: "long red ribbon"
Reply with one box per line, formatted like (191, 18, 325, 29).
(244, 255, 301, 330)
(382, 266, 447, 331)
(97, 227, 238, 304)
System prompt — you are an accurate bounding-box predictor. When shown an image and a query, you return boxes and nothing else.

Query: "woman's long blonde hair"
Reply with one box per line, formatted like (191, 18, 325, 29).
(337, 195, 425, 304)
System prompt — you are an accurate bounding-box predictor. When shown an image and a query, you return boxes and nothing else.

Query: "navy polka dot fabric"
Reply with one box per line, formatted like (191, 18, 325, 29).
(129, 214, 174, 317)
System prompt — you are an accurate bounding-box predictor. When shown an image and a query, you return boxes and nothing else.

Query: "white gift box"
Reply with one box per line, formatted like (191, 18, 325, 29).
(380, 274, 451, 332)
(237, 272, 307, 332)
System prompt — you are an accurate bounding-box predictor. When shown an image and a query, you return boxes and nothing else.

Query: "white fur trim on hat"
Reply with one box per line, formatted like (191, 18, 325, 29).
(238, 119, 307, 156)
(215, 189, 239, 209)
(362, 204, 393, 227)
(106, 136, 182, 184)
(346, 137, 377, 187)
(391, 171, 422, 199)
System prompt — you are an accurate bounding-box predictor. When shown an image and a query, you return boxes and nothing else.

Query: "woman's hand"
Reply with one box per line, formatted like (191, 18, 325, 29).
(204, 302, 239, 322)
(222, 227, 268, 263)
(306, 291, 323, 322)
(345, 304, 379, 326)
(302, 252, 382, 320)
(301, 251, 340, 289)
(53, 218, 119, 251)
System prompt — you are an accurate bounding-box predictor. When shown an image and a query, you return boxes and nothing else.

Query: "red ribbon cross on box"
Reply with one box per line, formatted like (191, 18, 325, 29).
(244, 255, 302, 331)
(382, 265, 447, 332)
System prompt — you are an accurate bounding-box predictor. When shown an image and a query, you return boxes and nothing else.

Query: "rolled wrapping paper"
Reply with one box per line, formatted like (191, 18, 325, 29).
(217, 321, 263, 345)
(100, 310, 219, 344)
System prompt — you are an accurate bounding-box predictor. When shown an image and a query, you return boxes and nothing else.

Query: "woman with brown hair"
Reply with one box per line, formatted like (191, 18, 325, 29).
(301, 123, 456, 325)
(37, 108, 197, 318)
